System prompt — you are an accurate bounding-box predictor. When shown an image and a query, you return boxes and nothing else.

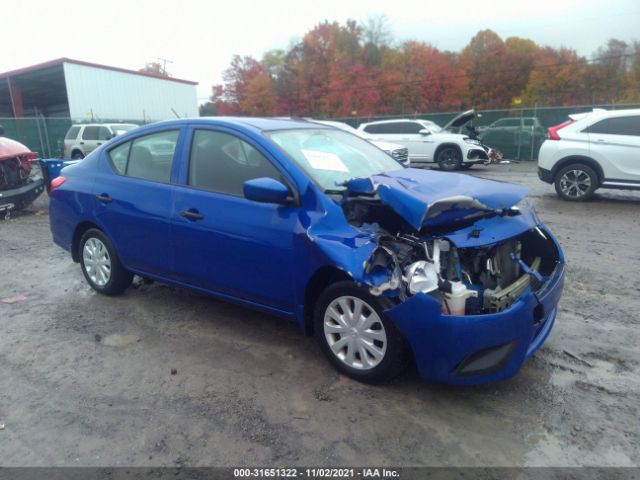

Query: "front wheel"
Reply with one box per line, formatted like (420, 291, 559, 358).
(314, 281, 409, 383)
(554, 164, 598, 201)
(79, 228, 133, 295)
(436, 147, 462, 170)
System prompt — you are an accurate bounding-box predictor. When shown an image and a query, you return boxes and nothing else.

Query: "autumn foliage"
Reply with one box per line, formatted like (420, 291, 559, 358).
(208, 21, 640, 117)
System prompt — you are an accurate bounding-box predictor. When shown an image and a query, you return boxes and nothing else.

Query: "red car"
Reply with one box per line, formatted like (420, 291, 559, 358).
(0, 126, 45, 214)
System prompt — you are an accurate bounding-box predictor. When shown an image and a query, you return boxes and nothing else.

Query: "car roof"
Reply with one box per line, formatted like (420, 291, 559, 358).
(131, 117, 328, 133)
(572, 108, 640, 122)
(359, 118, 435, 126)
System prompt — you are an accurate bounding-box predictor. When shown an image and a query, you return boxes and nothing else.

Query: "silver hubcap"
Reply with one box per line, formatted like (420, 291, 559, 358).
(560, 169, 591, 198)
(323, 296, 387, 370)
(83, 237, 111, 287)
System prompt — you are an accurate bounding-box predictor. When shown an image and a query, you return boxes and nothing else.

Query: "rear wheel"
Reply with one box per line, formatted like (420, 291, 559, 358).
(554, 164, 598, 201)
(71, 151, 84, 160)
(79, 228, 132, 295)
(436, 146, 462, 170)
(314, 281, 409, 383)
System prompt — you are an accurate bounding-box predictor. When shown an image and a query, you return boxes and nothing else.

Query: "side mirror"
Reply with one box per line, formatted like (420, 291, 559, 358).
(418, 129, 431, 136)
(243, 177, 291, 204)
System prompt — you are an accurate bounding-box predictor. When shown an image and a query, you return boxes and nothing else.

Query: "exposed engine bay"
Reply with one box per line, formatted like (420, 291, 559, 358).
(342, 193, 560, 316)
(0, 155, 35, 190)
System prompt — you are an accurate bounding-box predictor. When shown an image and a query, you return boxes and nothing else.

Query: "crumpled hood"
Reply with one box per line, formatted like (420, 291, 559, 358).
(0, 137, 36, 162)
(345, 168, 529, 230)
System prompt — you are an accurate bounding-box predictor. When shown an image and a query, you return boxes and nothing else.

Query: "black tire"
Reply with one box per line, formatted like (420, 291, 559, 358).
(554, 163, 598, 201)
(314, 281, 409, 383)
(79, 228, 133, 295)
(71, 151, 84, 160)
(436, 146, 463, 171)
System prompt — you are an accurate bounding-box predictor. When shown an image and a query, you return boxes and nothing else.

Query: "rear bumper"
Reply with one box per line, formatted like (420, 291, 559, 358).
(385, 241, 565, 385)
(538, 167, 553, 184)
(0, 178, 45, 211)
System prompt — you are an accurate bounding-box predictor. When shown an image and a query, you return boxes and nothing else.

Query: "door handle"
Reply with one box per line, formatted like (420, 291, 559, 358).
(96, 194, 112, 204)
(180, 209, 204, 221)
(79, 141, 84, 145)
(595, 138, 606, 143)
(97, 142, 102, 146)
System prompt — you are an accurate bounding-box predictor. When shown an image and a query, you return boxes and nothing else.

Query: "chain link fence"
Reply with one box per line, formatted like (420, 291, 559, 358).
(3, 103, 640, 160)
(0, 117, 149, 158)
(334, 103, 640, 160)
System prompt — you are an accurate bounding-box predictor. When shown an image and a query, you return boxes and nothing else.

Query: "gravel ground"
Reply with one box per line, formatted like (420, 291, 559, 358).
(0, 162, 638, 467)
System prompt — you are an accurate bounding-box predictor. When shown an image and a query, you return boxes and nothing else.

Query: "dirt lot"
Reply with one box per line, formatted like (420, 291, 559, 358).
(0, 162, 638, 467)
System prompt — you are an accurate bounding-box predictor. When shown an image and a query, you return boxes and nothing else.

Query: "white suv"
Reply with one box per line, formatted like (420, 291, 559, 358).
(357, 111, 490, 170)
(64, 123, 138, 159)
(538, 109, 640, 201)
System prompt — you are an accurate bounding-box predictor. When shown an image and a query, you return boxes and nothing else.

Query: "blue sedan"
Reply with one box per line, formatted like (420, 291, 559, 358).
(46, 117, 564, 385)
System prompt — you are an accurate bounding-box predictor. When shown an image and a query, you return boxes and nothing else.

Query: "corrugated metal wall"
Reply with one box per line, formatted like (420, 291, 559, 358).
(63, 63, 198, 121)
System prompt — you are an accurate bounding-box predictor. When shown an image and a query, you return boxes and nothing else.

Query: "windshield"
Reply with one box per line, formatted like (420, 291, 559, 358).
(267, 128, 404, 191)
(419, 121, 443, 134)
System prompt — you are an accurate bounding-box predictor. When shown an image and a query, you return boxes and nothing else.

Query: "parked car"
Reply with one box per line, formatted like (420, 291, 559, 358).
(0, 125, 45, 214)
(476, 117, 546, 147)
(44, 117, 565, 385)
(538, 108, 640, 200)
(357, 111, 491, 170)
(64, 123, 138, 159)
(307, 119, 409, 166)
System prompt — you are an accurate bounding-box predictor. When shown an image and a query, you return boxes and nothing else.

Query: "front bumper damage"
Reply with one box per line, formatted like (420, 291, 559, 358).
(311, 168, 565, 384)
(386, 258, 564, 384)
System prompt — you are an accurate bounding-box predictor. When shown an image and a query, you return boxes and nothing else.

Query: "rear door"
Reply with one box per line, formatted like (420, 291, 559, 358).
(586, 115, 640, 181)
(81, 126, 101, 154)
(94, 128, 183, 278)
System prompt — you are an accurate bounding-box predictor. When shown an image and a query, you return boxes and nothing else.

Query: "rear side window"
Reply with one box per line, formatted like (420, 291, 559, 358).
(364, 122, 422, 134)
(607, 116, 640, 136)
(65, 126, 81, 140)
(107, 130, 179, 182)
(188, 130, 283, 196)
(585, 116, 640, 136)
(82, 126, 100, 140)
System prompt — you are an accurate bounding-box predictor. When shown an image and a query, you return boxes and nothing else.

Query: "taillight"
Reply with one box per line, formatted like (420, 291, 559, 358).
(547, 120, 574, 140)
(50, 176, 67, 193)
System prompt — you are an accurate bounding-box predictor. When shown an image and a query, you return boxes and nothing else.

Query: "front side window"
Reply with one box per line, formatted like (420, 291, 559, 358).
(493, 119, 519, 128)
(98, 127, 111, 141)
(267, 128, 404, 192)
(107, 130, 179, 182)
(189, 130, 283, 196)
(82, 126, 100, 140)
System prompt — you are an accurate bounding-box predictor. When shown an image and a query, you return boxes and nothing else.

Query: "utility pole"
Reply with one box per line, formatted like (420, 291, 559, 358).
(156, 57, 174, 76)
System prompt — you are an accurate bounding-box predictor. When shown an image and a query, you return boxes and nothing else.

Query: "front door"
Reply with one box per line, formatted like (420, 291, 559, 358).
(171, 127, 299, 312)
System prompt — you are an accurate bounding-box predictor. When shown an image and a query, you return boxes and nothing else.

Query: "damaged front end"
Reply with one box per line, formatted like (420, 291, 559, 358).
(0, 136, 45, 214)
(336, 169, 565, 384)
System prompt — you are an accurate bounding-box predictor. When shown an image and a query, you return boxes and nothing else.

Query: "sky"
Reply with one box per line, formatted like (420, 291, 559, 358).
(3, 0, 639, 103)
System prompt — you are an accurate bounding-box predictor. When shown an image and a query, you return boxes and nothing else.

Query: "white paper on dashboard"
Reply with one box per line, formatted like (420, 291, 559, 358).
(302, 149, 348, 172)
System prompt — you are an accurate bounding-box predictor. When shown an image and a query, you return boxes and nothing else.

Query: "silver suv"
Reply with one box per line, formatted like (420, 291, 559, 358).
(64, 123, 138, 159)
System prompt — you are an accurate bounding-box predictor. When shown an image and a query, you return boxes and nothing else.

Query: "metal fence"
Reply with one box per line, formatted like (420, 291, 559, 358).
(3, 103, 640, 160)
(334, 103, 640, 160)
(0, 117, 149, 158)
